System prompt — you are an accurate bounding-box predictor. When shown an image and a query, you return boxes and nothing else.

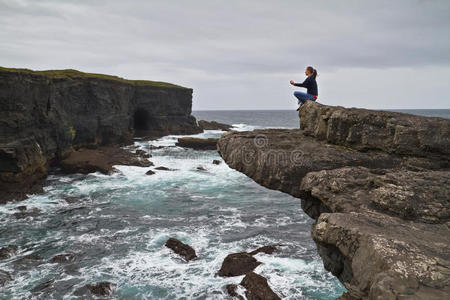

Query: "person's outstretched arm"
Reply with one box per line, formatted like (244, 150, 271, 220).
(290, 77, 309, 87)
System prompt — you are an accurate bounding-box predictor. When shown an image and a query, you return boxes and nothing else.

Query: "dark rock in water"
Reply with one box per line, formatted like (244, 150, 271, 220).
(0, 270, 12, 286)
(226, 284, 245, 300)
(16, 205, 27, 211)
(22, 253, 42, 260)
(136, 149, 151, 158)
(249, 245, 278, 256)
(13, 208, 40, 219)
(85, 281, 114, 296)
(0, 67, 202, 203)
(196, 166, 207, 172)
(0, 245, 18, 260)
(31, 279, 54, 293)
(176, 137, 218, 150)
(240, 272, 281, 300)
(165, 238, 197, 261)
(218, 101, 450, 299)
(155, 166, 176, 171)
(212, 159, 222, 165)
(63, 196, 85, 204)
(198, 120, 232, 131)
(49, 253, 75, 263)
(218, 253, 261, 277)
(145, 170, 156, 175)
(59, 146, 153, 175)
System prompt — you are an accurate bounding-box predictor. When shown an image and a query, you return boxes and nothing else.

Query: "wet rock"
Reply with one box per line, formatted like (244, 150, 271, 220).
(212, 159, 222, 165)
(145, 170, 156, 175)
(49, 253, 75, 263)
(198, 120, 232, 131)
(31, 279, 54, 293)
(155, 166, 176, 171)
(218, 253, 261, 277)
(176, 137, 218, 150)
(0, 245, 18, 260)
(165, 238, 197, 261)
(135, 149, 151, 158)
(240, 272, 281, 300)
(63, 196, 84, 204)
(218, 101, 450, 299)
(16, 205, 27, 211)
(0, 270, 12, 286)
(59, 146, 153, 175)
(85, 281, 114, 296)
(13, 208, 40, 219)
(196, 166, 207, 172)
(249, 245, 278, 256)
(226, 284, 245, 300)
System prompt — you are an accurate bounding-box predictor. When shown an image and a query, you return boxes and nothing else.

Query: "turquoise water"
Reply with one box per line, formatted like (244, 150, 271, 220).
(0, 125, 345, 299)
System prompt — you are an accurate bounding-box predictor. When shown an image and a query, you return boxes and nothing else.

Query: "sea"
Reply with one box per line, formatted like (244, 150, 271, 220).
(0, 109, 448, 299)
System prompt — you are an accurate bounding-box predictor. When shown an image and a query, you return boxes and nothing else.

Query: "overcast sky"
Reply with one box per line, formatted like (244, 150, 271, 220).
(1, 0, 449, 110)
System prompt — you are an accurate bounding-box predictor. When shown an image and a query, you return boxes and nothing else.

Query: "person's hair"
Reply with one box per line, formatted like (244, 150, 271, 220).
(307, 66, 318, 79)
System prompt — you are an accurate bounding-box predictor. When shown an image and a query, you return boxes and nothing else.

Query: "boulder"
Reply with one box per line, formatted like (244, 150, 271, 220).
(59, 146, 153, 175)
(49, 253, 75, 263)
(218, 252, 261, 277)
(145, 170, 156, 175)
(176, 137, 218, 150)
(249, 245, 278, 256)
(165, 238, 197, 261)
(155, 166, 176, 171)
(240, 272, 281, 300)
(85, 281, 114, 297)
(212, 159, 222, 165)
(198, 120, 232, 131)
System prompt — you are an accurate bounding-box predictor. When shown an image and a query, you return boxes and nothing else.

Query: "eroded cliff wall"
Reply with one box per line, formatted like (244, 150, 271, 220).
(0, 68, 201, 202)
(218, 101, 450, 299)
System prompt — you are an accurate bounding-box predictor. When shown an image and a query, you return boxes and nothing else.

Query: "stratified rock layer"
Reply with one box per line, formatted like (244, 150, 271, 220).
(218, 101, 450, 299)
(0, 67, 202, 203)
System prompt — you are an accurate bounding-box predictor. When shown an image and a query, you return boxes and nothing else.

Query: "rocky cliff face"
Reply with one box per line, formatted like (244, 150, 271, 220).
(218, 101, 450, 299)
(0, 68, 201, 203)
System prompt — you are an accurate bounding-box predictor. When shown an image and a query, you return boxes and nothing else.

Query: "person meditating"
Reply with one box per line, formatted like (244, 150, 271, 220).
(290, 66, 318, 110)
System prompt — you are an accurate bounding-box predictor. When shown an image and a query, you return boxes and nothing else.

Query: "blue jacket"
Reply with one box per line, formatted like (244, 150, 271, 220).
(294, 76, 318, 96)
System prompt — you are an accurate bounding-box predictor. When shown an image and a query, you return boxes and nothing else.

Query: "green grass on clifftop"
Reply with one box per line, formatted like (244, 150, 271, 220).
(0, 66, 189, 89)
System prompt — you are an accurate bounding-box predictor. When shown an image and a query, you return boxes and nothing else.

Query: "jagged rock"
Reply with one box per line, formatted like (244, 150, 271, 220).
(240, 272, 281, 300)
(226, 284, 245, 300)
(0, 67, 202, 203)
(198, 120, 232, 131)
(145, 170, 156, 175)
(0, 270, 12, 286)
(0, 245, 18, 260)
(165, 238, 197, 261)
(85, 281, 114, 296)
(249, 245, 278, 256)
(218, 253, 261, 277)
(49, 253, 75, 263)
(176, 137, 218, 150)
(212, 159, 222, 165)
(59, 146, 153, 175)
(218, 101, 450, 299)
(135, 149, 151, 158)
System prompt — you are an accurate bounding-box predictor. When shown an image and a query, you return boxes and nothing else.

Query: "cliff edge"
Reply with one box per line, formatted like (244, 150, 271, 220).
(0, 67, 202, 203)
(218, 101, 449, 299)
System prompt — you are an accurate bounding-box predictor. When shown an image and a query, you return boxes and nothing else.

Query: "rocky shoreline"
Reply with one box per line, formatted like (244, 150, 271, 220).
(0, 67, 202, 203)
(218, 101, 450, 299)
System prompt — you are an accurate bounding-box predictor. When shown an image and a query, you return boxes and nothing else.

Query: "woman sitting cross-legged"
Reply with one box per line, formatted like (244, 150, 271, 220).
(290, 66, 318, 111)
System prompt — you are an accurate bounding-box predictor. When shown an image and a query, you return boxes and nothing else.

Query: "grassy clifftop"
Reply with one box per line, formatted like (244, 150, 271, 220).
(0, 66, 189, 89)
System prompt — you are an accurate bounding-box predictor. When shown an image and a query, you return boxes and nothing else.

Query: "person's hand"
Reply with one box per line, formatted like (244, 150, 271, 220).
(290, 80, 295, 85)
